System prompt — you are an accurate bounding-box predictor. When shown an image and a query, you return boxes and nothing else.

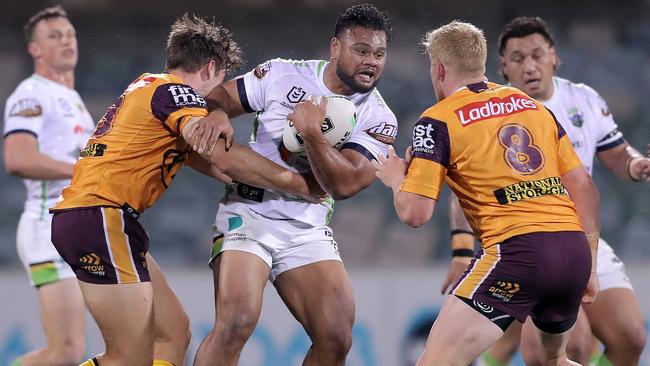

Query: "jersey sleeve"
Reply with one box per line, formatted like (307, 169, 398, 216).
(546, 107, 583, 174)
(3, 89, 48, 138)
(400, 116, 450, 200)
(150, 83, 208, 135)
(238, 59, 280, 113)
(585, 86, 624, 152)
(342, 108, 398, 161)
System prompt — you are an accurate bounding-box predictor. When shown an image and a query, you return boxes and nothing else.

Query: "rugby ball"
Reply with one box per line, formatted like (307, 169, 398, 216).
(282, 96, 357, 156)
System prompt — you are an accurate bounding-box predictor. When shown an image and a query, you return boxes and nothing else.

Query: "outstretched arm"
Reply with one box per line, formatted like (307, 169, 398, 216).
(597, 142, 650, 182)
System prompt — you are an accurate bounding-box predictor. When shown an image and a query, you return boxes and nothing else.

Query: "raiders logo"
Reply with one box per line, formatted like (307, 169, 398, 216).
(365, 122, 397, 144)
(9, 98, 42, 118)
(254, 61, 272, 79)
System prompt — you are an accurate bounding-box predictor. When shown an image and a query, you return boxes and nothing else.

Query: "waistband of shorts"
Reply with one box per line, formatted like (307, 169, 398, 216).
(50, 203, 141, 220)
(228, 182, 307, 203)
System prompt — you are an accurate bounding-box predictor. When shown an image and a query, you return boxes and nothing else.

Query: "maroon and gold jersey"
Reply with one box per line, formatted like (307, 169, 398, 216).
(52, 73, 208, 214)
(401, 81, 583, 248)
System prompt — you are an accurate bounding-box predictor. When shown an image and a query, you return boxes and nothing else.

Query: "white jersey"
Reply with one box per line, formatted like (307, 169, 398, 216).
(543, 76, 624, 174)
(227, 58, 398, 226)
(3, 74, 94, 218)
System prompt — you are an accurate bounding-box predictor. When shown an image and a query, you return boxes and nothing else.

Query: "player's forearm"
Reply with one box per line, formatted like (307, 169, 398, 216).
(394, 189, 436, 228)
(4, 152, 74, 180)
(449, 194, 473, 233)
(448, 194, 475, 254)
(302, 133, 368, 200)
(598, 143, 645, 181)
(205, 83, 246, 118)
(209, 142, 309, 196)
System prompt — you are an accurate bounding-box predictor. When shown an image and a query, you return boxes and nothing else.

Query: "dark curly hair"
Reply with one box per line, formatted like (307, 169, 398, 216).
(334, 3, 393, 42)
(498, 16, 555, 56)
(24, 5, 68, 42)
(165, 14, 244, 74)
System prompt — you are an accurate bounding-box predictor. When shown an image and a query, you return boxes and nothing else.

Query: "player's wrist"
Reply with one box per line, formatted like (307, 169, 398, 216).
(626, 156, 643, 182)
(450, 230, 474, 257)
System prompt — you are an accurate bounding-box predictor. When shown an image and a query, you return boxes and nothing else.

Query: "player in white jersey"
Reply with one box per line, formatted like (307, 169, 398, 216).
(444, 16, 649, 366)
(2, 6, 93, 366)
(193, 4, 397, 365)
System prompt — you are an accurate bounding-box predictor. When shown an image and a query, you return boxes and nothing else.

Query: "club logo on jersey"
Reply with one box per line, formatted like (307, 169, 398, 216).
(366, 122, 397, 144)
(455, 94, 538, 127)
(493, 176, 566, 205)
(167, 85, 207, 108)
(568, 107, 584, 127)
(254, 61, 272, 79)
(489, 280, 520, 302)
(286, 86, 306, 103)
(79, 253, 105, 276)
(9, 98, 42, 118)
(80, 143, 107, 157)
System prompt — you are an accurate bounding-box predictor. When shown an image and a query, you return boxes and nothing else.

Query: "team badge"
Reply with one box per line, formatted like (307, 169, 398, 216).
(286, 86, 306, 103)
(365, 122, 397, 144)
(9, 98, 42, 118)
(568, 107, 584, 127)
(254, 61, 271, 79)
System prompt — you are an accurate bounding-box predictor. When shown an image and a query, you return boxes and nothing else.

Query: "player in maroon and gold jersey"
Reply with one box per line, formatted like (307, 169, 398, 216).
(374, 21, 599, 366)
(51, 15, 322, 366)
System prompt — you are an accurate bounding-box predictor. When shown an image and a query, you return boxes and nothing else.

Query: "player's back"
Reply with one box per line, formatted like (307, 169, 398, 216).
(52, 73, 208, 215)
(416, 81, 583, 247)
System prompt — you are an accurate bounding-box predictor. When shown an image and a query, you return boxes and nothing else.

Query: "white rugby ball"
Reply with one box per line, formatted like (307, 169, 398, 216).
(282, 96, 357, 156)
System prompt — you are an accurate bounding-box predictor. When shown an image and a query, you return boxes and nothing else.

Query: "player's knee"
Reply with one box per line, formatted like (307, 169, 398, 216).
(48, 342, 85, 366)
(607, 322, 646, 356)
(155, 310, 191, 349)
(311, 324, 353, 359)
(216, 310, 258, 342)
(566, 331, 592, 361)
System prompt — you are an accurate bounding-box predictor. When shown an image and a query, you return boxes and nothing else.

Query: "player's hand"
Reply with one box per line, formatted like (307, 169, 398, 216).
(630, 156, 650, 182)
(372, 145, 409, 191)
(441, 256, 472, 294)
(301, 171, 328, 202)
(581, 271, 599, 304)
(287, 96, 327, 137)
(209, 166, 233, 184)
(191, 109, 234, 155)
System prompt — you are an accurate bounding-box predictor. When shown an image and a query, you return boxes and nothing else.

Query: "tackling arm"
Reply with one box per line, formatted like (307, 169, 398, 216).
(597, 142, 650, 182)
(3, 133, 74, 179)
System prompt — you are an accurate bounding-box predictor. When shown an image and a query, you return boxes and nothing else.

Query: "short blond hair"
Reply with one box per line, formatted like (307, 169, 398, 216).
(422, 21, 487, 77)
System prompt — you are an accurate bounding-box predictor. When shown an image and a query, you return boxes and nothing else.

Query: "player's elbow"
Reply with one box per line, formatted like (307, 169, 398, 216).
(3, 155, 24, 176)
(329, 186, 358, 200)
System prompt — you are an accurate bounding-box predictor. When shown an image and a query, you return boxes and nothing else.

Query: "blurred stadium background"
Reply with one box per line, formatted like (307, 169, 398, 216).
(0, 0, 648, 365)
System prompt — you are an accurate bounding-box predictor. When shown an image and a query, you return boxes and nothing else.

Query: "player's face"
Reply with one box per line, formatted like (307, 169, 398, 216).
(500, 33, 557, 101)
(332, 26, 387, 93)
(29, 17, 78, 72)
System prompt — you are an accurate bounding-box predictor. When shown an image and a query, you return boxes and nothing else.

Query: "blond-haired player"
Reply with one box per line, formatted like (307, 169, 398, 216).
(375, 21, 599, 366)
(3, 6, 94, 366)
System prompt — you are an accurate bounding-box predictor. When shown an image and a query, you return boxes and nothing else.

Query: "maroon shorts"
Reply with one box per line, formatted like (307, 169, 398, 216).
(51, 207, 150, 284)
(452, 231, 590, 333)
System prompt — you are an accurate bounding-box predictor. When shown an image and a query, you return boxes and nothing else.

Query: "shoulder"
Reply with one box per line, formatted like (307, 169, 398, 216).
(554, 76, 602, 102)
(251, 58, 319, 79)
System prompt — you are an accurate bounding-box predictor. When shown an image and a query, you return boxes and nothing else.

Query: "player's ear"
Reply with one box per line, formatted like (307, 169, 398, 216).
(437, 62, 446, 82)
(330, 37, 340, 60)
(499, 56, 508, 80)
(550, 46, 558, 71)
(27, 42, 40, 59)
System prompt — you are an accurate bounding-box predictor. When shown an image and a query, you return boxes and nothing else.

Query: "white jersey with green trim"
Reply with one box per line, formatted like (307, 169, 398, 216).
(3, 74, 94, 217)
(542, 76, 624, 174)
(228, 58, 398, 226)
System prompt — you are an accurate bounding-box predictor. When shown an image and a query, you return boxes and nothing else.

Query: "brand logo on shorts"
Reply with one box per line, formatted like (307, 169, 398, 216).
(489, 280, 520, 302)
(473, 300, 494, 313)
(79, 253, 105, 276)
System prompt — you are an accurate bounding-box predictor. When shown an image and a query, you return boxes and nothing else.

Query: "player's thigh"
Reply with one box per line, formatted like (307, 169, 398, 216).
(418, 295, 504, 366)
(79, 280, 154, 353)
(584, 287, 645, 347)
(146, 254, 189, 340)
(37, 278, 85, 343)
(485, 320, 522, 361)
(274, 259, 354, 335)
(213, 250, 270, 318)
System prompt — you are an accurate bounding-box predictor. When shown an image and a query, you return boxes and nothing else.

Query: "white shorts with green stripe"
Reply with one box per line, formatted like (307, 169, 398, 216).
(17, 211, 75, 287)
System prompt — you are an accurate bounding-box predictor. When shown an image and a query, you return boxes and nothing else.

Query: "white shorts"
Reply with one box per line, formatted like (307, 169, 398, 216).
(17, 211, 75, 287)
(597, 238, 632, 291)
(209, 202, 341, 282)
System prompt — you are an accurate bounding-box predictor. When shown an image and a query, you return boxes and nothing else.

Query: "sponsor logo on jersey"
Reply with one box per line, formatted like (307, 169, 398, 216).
(79, 253, 105, 276)
(493, 176, 566, 205)
(455, 94, 538, 127)
(489, 280, 520, 302)
(80, 143, 107, 157)
(9, 98, 42, 118)
(167, 85, 207, 107)
(568, 107, 584, 127)
(254, 61, 272, 79)
(366, 122, 397, 144)
(412, 123, 436, 154)
(286, 86, 306, 103)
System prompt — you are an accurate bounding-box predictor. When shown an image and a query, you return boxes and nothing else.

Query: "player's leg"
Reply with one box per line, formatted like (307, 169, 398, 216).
(147, 254, 191, 366)
(584, 288, 646, 365)
(521, 308, 591, 366)
(274, 259, 355, 366)
(193, 250, 271, 366)
(80, 280, 155, 365)
(417, 295, 506, 366)
(584, 239, 646, 365)
(479, 321, 522, 366)
(13, 213, 85, 366)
